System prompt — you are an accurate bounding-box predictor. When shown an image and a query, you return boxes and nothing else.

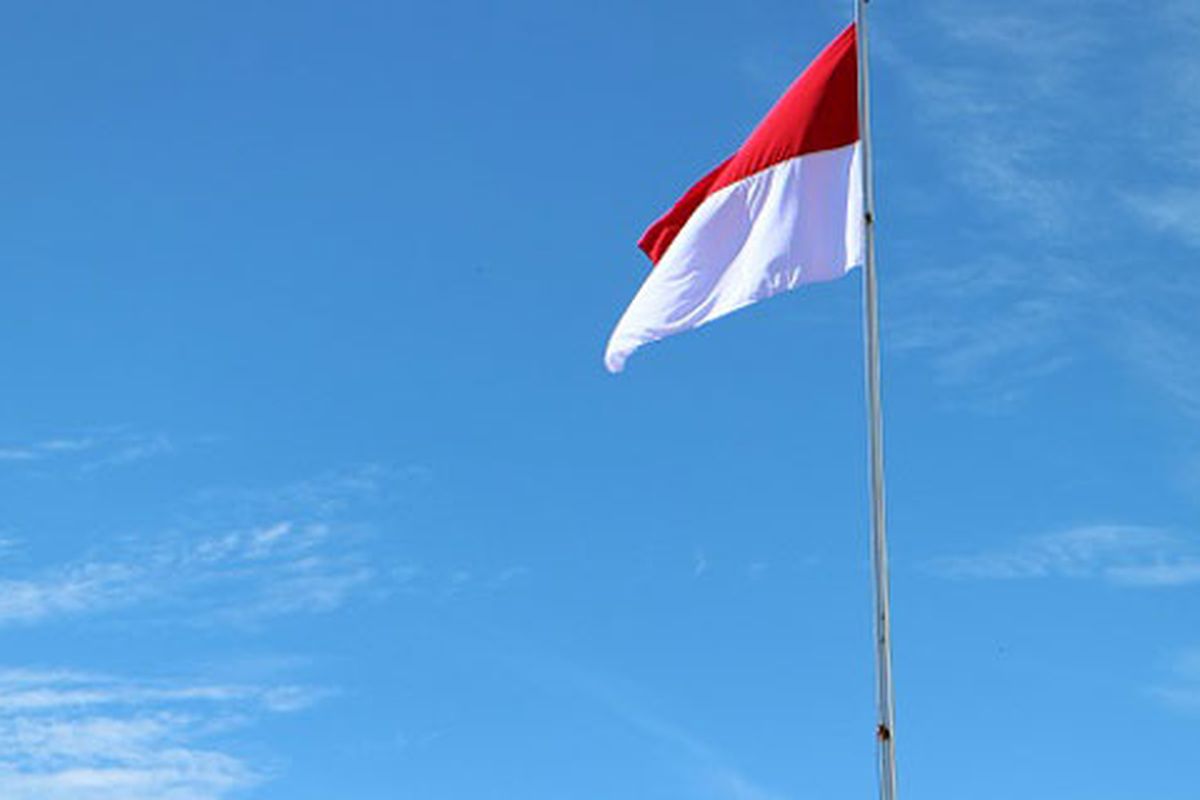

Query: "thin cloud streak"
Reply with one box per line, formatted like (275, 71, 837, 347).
(594, 688, 786, 800)
(932, 525, 1200, 587)
(0, 430, 175, 472)
(0, 668, 328, 714)
(504, 652, 786, 800)
(186, 463, 428, 522)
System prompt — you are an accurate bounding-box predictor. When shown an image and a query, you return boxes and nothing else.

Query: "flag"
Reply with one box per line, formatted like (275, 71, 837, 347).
(605, 24, 863, 373)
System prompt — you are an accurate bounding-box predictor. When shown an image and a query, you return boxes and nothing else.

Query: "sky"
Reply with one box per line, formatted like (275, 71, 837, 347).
(0, 1, 1197, 798)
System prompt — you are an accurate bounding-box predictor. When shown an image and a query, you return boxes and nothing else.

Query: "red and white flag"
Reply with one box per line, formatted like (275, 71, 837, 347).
(605, 24, 863, 372)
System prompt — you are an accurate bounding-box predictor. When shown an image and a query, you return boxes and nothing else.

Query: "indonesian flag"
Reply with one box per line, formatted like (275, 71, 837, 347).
(605, 24, 863, 373)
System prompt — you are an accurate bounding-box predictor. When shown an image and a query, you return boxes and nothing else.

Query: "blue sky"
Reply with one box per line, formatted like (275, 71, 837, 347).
(0, 0, 1197, 798)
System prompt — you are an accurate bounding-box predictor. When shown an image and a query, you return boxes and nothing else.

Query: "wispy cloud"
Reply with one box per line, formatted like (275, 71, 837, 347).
(389, 563, 532, 604)
(884, 1, 1105, 234)
(80, 433, 174, 472)
(0, 563, 146, 625)
(888, 263, 1080, 407)
(932, 525, 1200, 587)
(881, 0, 1200, 420)
(1108, 1, 1200, 421)
(1112, 284, 1200, 421)
(0, 519, 374, 627)
(1122, 188, 1200, 251)
(0, 437, 96, 462)
(184, 466, 528, 611)
(1137, 1, 1200, 175)
(0, 667, 327, 715)
(0, 429, 175, 472)
(0, 465, 527, 627)
(0, 667, 324, 800)
(0, 466, 391, 626)
(185, 463, 430, 525)
(1149, 648, 1200, 715)
(166, 520, 379, 621)
(877, 0, 1109, 399)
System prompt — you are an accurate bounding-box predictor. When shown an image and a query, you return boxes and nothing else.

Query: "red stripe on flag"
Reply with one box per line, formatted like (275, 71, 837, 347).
(638, 24, 859, 265)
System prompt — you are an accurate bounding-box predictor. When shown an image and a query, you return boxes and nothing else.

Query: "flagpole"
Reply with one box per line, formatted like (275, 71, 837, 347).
(853, 2, 899, 800)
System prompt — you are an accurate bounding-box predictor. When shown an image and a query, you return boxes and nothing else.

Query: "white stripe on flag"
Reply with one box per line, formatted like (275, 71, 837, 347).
(605, 142, 864, 373)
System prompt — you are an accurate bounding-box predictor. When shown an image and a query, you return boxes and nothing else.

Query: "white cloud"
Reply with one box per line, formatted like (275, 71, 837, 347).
(0, 668, 323, 800)
(932, 525, 1200, 586)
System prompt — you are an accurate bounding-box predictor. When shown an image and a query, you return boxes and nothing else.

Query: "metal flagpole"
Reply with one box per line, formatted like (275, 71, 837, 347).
(853, 2, 899, 800)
